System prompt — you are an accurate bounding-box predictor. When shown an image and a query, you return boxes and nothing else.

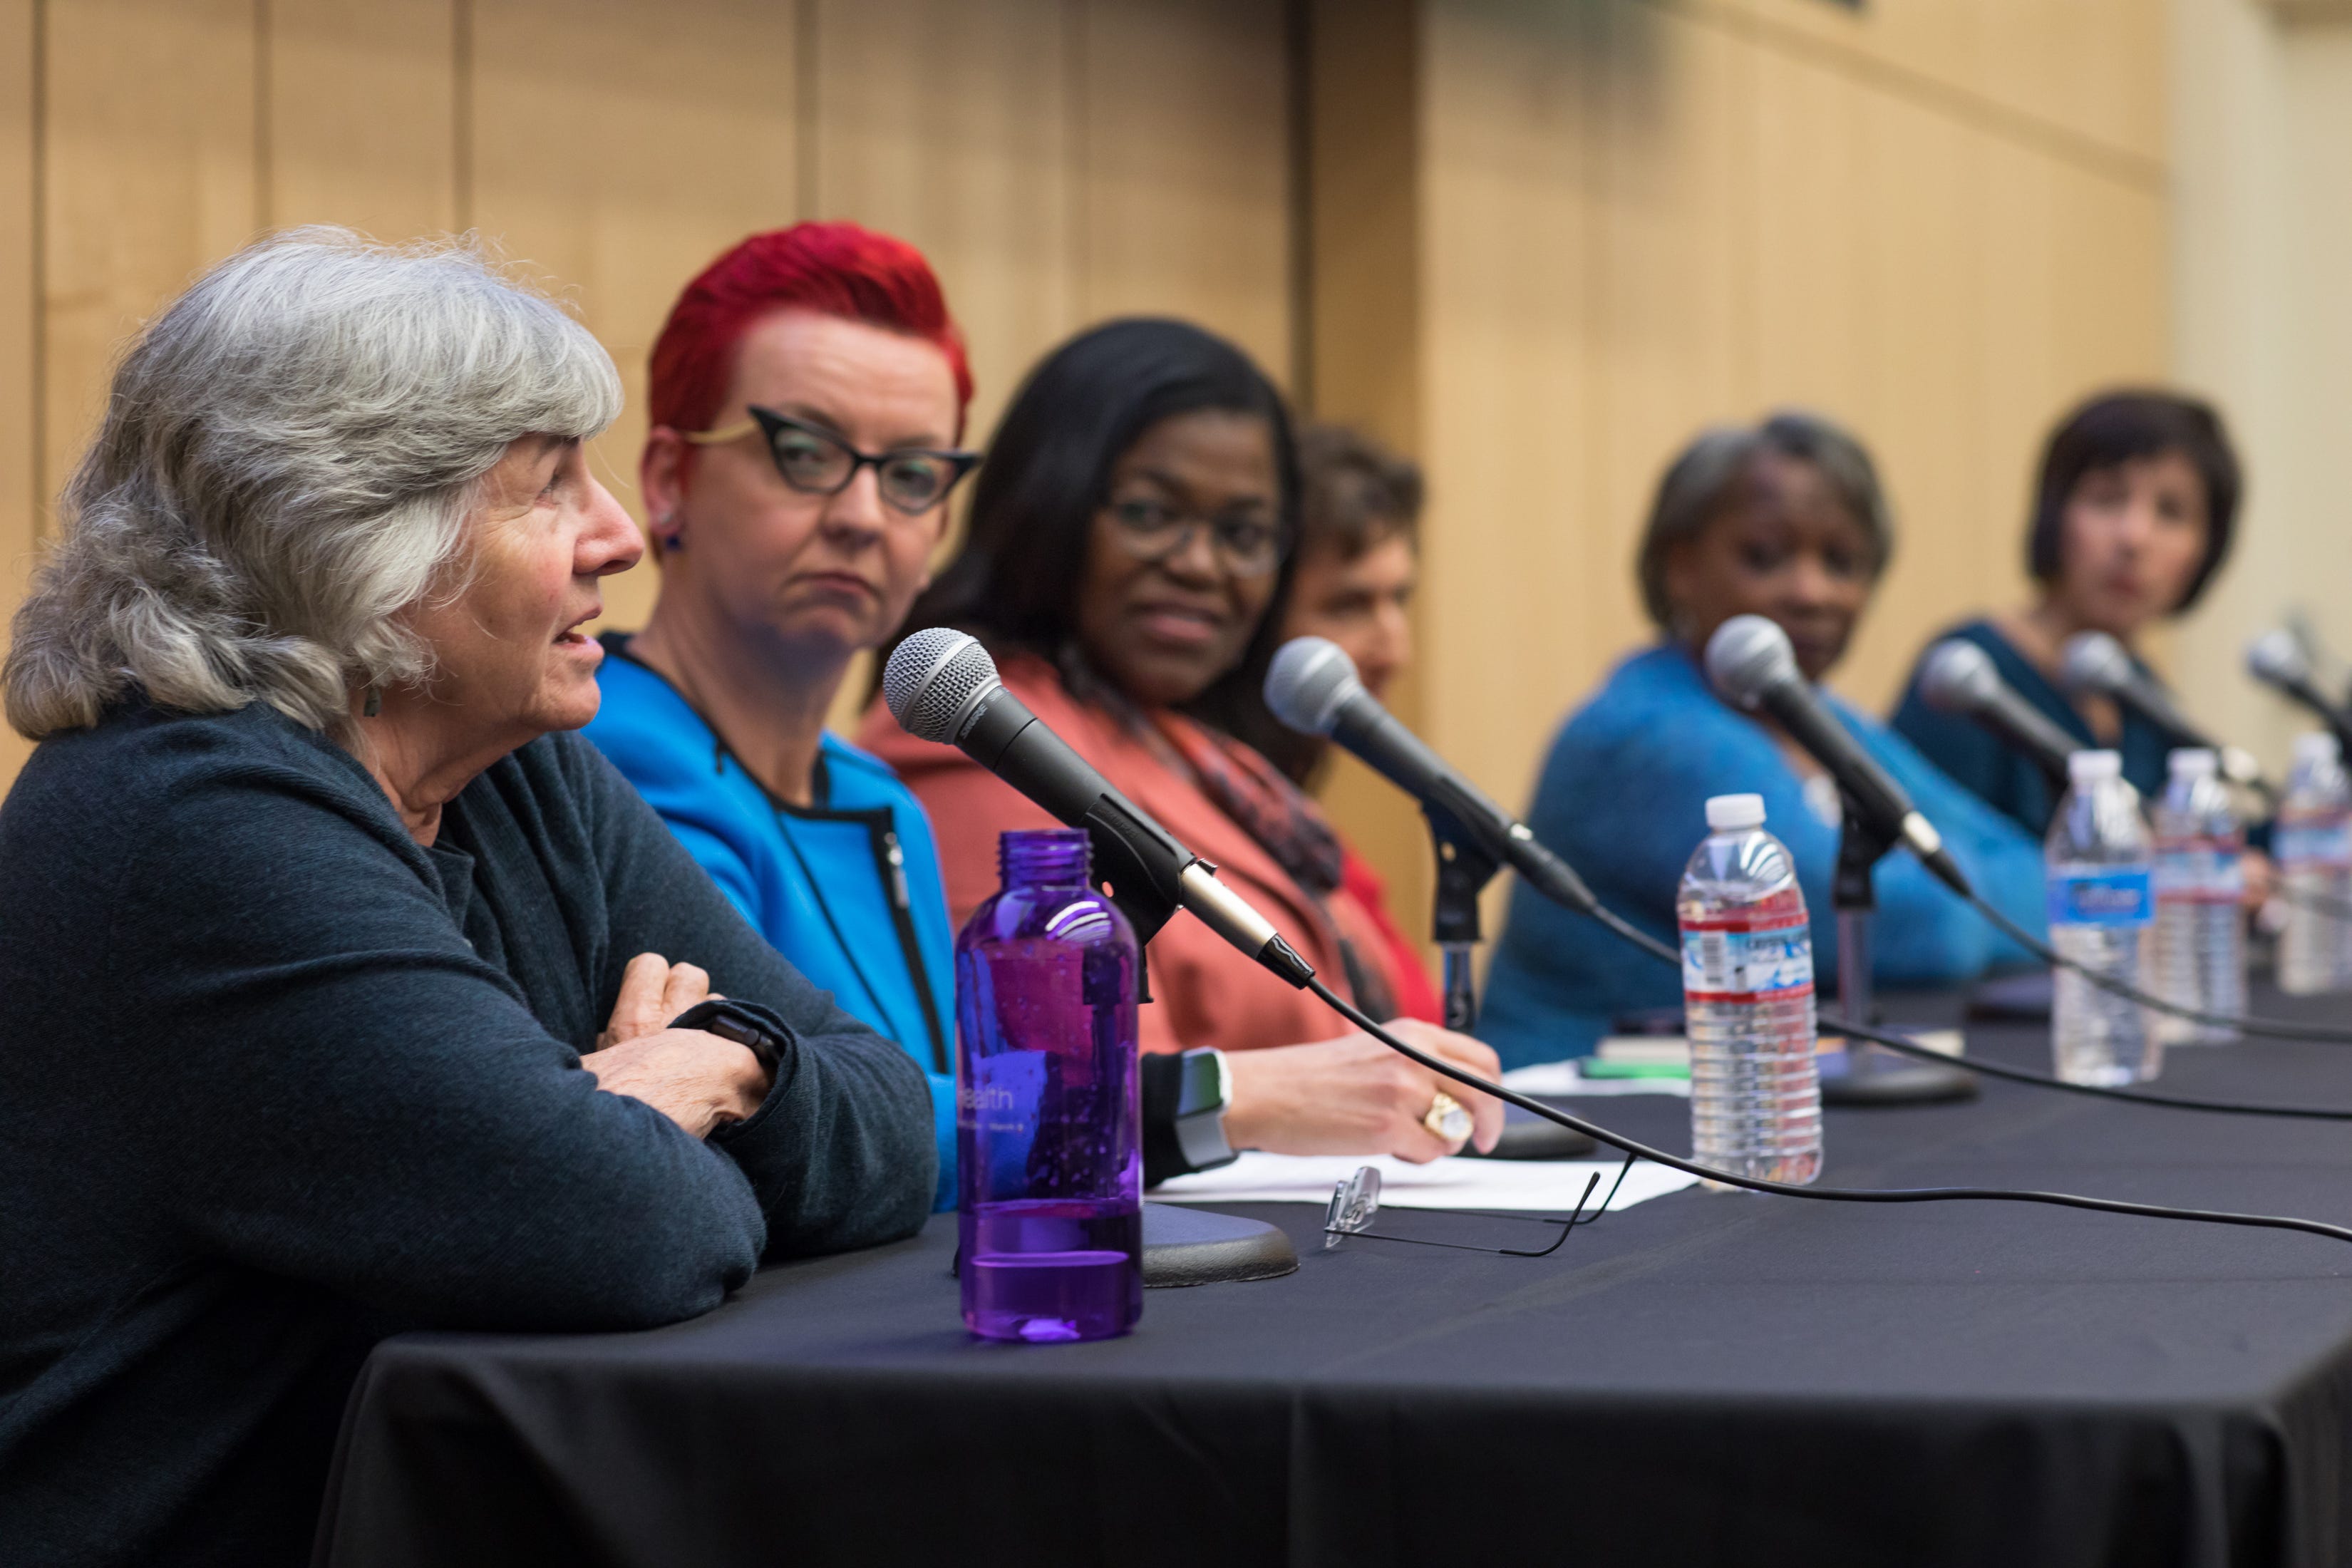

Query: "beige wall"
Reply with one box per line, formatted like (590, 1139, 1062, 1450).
(1312, 0, 2170, 942)
(1, 0, 2175, 957)
(2169, 0, 2352, 774)
(0, 0, 1292, 757)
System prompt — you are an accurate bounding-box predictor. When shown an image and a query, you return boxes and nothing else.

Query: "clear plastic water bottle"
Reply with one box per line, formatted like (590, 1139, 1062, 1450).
(1677, 793, 1821, 1187)
(955, 828, 1142, 1342)
(2150, 748, 2245, 1045)
(2046, 750, 2159, 1085)
(2276, 732, 2352, 996)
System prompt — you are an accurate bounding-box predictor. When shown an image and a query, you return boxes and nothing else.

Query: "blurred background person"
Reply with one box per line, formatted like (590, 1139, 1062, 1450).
(1477, 412, 2046, 1067)
(864, 319, 1502, 1171)
(1889, 391, 2243, 835)
(0, 231, 933, 1565)
(584, 223, 976, 1211)
(1196, 421, 1440, 1022)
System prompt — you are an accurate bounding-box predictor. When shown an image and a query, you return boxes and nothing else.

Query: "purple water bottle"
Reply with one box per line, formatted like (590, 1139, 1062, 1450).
(956, 828, 1143, 1341)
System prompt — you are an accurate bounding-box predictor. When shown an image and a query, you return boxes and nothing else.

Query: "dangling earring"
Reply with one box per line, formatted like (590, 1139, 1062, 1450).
(363, 686, 382, 719)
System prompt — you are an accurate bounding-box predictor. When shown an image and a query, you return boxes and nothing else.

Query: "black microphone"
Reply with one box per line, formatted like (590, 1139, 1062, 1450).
(1703, 615, 1971, 894)
(1261, 637, 1605, 915)
(881, 627, 1315, 986)
(2059, 630, 2267, 793)
(1917, 639, 2078, 791)
(2247, 629, 2352, 758)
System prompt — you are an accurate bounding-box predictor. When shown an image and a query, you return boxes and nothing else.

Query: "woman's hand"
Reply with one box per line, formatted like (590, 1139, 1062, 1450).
(2241, 849, 2276, 913)
(581, 1028, 769, 1139)
(583, 951, 763, 1138)
(1219, 1021, 1505, 1163)
(597, 950, 717, 1050)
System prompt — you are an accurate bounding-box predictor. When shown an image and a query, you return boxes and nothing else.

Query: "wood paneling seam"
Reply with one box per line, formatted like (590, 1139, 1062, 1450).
(1636, 0, 2168, 195)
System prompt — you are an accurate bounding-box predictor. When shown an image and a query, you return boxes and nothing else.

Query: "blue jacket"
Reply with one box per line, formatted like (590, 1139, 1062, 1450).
(1477, 644, 2048, 1067)
(1889, 617, 2177, 837)
(585, 639, 959, 1209)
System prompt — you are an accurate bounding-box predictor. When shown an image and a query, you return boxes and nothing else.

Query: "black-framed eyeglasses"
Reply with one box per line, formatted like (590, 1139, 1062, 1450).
(1320, 1152, 1637, 1257)
(1101, 495, 1288, 578)
(685, 406, 981, 517)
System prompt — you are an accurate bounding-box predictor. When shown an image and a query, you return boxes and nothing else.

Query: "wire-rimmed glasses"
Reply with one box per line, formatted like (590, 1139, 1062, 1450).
(1321, 1151, 1639, 1257)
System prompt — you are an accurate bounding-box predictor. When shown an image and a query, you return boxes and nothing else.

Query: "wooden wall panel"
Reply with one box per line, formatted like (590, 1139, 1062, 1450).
(0, 0, 34, 780)
(1743, 42, 1867, 426)
(1418, 0, 1603, 815)
(808, 0, 1076, 450)
(1076, 0, 1291, 386)
(1301, 0, 1431, 941)
(1588, 0, 1749, 663)
(40, 0, 258, 513)
(1837, 86, 1988, 712)
(468, 0, 803, 636)
(264, 0, 458, 239)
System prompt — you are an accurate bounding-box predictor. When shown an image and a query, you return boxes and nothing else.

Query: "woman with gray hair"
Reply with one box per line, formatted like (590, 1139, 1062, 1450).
(1475, 412, 2045, 1068)
(0, 229, 934, 1567)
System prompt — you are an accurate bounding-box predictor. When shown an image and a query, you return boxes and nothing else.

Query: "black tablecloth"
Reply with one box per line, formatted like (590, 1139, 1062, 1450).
(315, 989, 2352, 1568)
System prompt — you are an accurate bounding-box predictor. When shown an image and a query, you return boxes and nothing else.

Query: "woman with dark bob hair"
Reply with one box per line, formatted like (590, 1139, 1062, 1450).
(1891, 390, 2243, 834)
(860, 318, 1502, 1176)
(0, 230, 932, 1565)
(1477, 412, 2045, 1068)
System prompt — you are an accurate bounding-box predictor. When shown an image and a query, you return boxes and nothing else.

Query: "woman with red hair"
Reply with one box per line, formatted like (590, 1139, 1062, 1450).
(586, 222, 979, 1209)
(592, 227, 1499, 1206)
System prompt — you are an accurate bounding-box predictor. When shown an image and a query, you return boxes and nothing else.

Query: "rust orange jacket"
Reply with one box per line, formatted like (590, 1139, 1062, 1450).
(855, 652, 1424, 1056)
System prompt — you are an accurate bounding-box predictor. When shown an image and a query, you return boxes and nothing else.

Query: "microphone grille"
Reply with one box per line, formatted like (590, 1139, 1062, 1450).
(2248, 628, 2309, 686)
(2057, 631, 2131, 696)
(1264, 637, 1361, 736)
(1918, 640, 1998, 712)
(1703, 616, 1799, 709)
(882, 626, 1000, 743)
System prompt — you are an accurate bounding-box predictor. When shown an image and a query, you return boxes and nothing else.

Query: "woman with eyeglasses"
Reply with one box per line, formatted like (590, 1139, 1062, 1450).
(584, 225, 979, 1210)
(860, 318, 1503, 1182)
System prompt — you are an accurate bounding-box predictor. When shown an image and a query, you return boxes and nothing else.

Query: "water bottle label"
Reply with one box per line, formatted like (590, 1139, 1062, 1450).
(2046, 868, 2155, 927)
(2274, 819, 2352, 869)
(2154, 842, 2244, 904)
(1679, 914, 1815, 1002)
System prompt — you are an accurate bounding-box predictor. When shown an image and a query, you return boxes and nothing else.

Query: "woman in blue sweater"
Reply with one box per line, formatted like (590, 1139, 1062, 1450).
(1479, 413, 2046, 1067)
(1888, 390, 2243, 835)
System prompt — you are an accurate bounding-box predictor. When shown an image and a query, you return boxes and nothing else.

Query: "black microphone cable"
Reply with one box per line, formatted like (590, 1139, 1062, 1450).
(1556, 885, 2352, 1120)
(1303, 976, 2352, 1250)
(1954, 887, 2352, 1045)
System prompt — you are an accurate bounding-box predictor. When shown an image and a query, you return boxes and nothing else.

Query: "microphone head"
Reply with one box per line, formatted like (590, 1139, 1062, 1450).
(1264, 637, 1363, 737)
(1918, 639, 2001, 713)
(1703, 615, 1800, 711)
(2248, 627, 2311, 688)
(882, 626, 1001, 743)
(2057, 631, 2133, 697)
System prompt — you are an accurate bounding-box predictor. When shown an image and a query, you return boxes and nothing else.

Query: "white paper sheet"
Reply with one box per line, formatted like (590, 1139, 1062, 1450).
(1151, 1151, 1701, 1211)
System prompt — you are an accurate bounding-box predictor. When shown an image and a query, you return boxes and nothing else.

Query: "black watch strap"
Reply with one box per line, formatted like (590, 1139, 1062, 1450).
(669, 998, 786, 1078)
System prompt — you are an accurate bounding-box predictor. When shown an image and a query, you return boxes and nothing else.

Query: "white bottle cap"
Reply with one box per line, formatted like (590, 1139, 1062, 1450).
(2167, 748, 2217, 779)
(2068, 749, 2122, 784)
(2294, 731, 2341, 765)
(1706, 793, 1766, 832)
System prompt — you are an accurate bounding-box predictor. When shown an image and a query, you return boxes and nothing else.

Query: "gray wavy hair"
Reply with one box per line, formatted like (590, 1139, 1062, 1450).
(4, 227, 622, 743)
(1634, 409, 1894, 630)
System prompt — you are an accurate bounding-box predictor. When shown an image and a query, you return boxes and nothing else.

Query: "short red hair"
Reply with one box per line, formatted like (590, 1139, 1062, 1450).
(648, 222, 972, 441)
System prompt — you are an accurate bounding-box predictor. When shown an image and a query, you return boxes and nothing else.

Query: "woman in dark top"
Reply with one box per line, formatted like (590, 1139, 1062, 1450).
(0, 229, 934, 1568)
(1890, 391, 2242, 833)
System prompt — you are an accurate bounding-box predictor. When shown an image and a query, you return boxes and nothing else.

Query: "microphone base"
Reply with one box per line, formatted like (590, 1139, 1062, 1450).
(1139, 1202, 1299, 1286)
(1818, 1049, 1979, 1107)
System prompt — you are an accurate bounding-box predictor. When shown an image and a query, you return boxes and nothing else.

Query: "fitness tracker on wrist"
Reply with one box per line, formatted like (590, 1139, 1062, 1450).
(1170, 1046, 1237, 1172)
(669, 998, 786, 1080)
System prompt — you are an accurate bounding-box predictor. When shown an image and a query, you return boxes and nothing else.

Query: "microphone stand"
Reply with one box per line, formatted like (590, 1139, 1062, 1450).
(1822, 793, 1979, 1106)
(1425, 805, 1502, 1031)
